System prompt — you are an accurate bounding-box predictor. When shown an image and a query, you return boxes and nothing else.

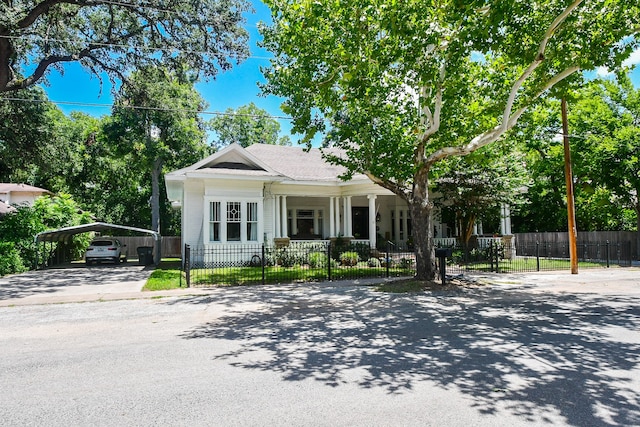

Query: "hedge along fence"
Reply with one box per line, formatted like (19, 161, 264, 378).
(182, 241, 417, 287)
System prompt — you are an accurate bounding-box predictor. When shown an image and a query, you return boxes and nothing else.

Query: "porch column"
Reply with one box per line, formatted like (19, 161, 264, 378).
(368, 195, 377, 248)
(291, 208, 297, 236)
(346, 196, 353, 237)
(500, 203, 509, 235)
(329, 197, 335, 237)
(274, 195, 281, 238)
(281, 195, 288, 238)
(334, 197, 341, 236)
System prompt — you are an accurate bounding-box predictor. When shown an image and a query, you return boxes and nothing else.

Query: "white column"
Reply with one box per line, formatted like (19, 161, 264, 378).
(346, 196, 353, 237)
(281, 195, 288, 238)
(478, 221, 484, 236)
(473, 223, 478, 235)
(368, 195, 377, 248)
(500, 203, 507, 235)
(334, 197, 341, 236)
(329, 197, 335, 237)
(505, 204, 512, 235)
(342, 197, 348, 237)
(274, 196, 281, 238)
(292, 208, 298, 236)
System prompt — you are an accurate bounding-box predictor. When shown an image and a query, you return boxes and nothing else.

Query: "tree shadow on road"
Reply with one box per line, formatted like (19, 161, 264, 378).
(177, 285, 640, 426)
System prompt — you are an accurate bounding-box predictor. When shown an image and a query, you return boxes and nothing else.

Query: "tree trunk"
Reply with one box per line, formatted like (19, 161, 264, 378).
(151, 158, 162, 233)
(410, 166, 437, 281)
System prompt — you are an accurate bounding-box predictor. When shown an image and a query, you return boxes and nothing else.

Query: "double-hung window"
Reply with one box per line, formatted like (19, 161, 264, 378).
(207, 199, 260, 243)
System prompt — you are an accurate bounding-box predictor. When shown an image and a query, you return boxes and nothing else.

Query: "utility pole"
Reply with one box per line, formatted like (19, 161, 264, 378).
(561, 98, 578, 274)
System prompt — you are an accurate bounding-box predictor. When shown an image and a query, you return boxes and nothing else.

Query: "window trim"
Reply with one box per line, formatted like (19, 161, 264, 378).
(204, 197, 263, 244)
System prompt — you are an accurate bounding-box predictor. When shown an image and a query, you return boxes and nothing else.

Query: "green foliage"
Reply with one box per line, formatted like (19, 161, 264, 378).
(339, 251, 359, 266)
(308, 251, 328, 268)
(261, 0, 639, 279)
(0, 193, 92, 270)
(0, 241, 27, 276)
(104, 66, 209, 233)
(208, 102, 292, 149)
(1, 0, 251, 93)
(0, 88, 74, 185)
(514, 74, 640, 232)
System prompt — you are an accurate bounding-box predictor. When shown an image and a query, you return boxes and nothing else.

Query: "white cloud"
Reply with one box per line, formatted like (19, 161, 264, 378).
(623, 48, 640, 67)
(596, 66, 614, 77)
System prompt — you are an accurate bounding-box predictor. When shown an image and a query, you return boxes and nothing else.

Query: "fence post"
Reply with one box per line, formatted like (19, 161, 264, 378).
(184, 244, 190, 287)
(327, 241, 332, 281)
(262, 244, 266, 286)
(606, 240, 610, 268)
(386, 241, 390, 278)
(536, 241, 540, 272)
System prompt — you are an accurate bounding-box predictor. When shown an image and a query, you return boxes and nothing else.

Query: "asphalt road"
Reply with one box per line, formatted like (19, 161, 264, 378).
(1, 270, 640, 426)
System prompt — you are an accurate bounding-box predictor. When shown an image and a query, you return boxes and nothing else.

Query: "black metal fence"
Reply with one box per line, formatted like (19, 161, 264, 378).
(182, 240, 634, 287)
(183, 241, 416, 287)
(442, 240, 632, 276)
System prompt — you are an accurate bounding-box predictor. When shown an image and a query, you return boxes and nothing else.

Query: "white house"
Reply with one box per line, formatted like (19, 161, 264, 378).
(165, 143, 512, 252)
(0, 183, 52, 208)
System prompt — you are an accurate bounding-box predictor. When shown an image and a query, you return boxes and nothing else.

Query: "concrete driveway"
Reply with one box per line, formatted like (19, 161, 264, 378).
(0, 263, 155, 306)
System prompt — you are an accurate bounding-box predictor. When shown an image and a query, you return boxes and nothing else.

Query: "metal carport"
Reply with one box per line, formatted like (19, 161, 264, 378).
(35, 222, 161, 267)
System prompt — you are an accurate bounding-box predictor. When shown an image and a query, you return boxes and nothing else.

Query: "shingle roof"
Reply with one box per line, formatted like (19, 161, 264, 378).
(244, 144, 367, 182)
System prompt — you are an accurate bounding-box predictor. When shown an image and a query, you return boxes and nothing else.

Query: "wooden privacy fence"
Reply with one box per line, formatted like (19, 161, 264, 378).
(112, 236, 182, 258)
(514, 231, 639, 260)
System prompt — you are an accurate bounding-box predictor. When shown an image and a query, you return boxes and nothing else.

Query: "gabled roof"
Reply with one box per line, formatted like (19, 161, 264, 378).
(166, 143, 368, 183)
(166, 143, 281, 179)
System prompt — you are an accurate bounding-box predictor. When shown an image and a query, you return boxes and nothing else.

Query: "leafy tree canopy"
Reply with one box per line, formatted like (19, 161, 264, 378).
(0, 0, 251, 93)
(261, 0, 639, 280)
(209, 102, 292, 148)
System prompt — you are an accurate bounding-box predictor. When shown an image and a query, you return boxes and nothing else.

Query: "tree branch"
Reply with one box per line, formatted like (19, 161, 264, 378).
(363, 171, 410, 202)
(426, 65, 580, 165)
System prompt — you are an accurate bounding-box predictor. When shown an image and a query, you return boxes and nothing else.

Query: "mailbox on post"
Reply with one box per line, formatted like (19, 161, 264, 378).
(435, 247, 452, 285)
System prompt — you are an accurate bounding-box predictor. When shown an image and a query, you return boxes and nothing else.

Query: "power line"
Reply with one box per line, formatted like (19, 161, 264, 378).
(0, 95, 293, 121)
(0, 35, 273, 61)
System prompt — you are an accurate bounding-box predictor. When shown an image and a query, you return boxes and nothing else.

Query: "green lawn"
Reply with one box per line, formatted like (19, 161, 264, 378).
(455, 257, 607, 272)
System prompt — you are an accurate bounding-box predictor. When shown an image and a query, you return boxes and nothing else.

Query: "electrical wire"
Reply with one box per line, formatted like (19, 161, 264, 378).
(0, 95, 293, 120)
(0, 35, 273, 61)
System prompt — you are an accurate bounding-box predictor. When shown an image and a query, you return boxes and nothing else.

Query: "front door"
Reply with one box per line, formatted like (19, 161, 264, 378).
(351, 207, 368, 239)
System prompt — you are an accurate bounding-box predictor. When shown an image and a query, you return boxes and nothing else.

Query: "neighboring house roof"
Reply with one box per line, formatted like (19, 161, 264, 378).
(166, 143, 368, 183)
(0, 183, 52, 194)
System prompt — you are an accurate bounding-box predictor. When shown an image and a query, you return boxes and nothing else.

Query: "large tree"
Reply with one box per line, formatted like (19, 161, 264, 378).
(0, 0, 250, 93)
(208, 102, 292, 148)
(104, 67, 208, 233)
(261, 0, 639, 280)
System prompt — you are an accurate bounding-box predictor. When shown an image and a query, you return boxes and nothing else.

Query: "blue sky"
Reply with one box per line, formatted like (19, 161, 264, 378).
(38, 1, 640, 147)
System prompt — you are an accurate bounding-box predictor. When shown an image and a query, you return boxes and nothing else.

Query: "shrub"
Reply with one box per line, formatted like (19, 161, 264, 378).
(0, 242, 27, 277)
(308, 251, 328, 268)
(340, 251, 359, 266)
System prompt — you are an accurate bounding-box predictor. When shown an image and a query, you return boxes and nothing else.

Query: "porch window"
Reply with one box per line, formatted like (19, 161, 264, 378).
(247, 202, 258, 241)
(226, 202, 241, 241)
(209, 202, 221, 242)
(391, 210, 395, 240)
